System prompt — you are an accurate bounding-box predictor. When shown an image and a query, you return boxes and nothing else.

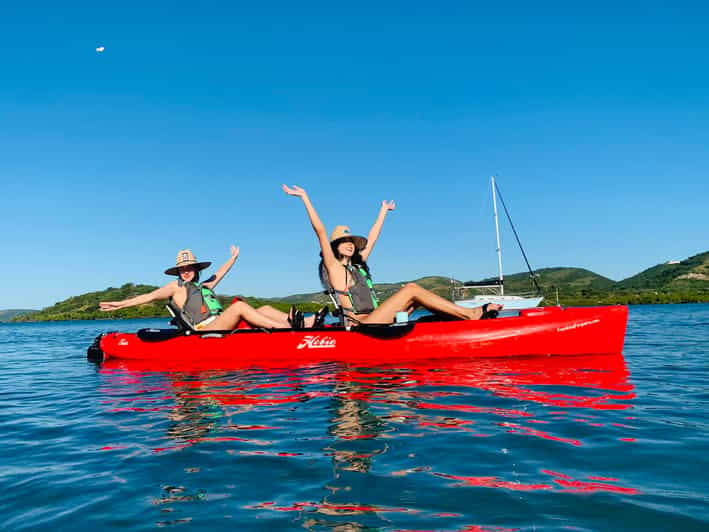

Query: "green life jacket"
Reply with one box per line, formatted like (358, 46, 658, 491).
(178, 280, 223, 326)
(320, 262, 379, 314)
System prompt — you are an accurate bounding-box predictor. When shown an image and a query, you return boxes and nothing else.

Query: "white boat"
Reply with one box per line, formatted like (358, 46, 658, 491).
(454, 293, 543, 310)
(453, 177, 543, 310)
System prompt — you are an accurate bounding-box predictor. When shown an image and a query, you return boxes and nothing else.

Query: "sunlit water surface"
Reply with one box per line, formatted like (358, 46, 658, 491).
(1, 304, 708, 530)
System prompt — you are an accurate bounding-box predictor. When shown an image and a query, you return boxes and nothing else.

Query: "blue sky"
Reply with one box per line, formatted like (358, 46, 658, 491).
(1, 1, 708, 309)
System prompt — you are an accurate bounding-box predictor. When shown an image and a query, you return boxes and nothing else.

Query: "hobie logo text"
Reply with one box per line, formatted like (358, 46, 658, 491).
(297, 335, 336, 349)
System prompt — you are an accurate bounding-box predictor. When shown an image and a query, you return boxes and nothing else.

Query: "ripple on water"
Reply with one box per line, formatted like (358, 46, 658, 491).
(1, 307, 708, 530)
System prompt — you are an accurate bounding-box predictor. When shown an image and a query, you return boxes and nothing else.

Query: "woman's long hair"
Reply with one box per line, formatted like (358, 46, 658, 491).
(318, 244, 371, 289)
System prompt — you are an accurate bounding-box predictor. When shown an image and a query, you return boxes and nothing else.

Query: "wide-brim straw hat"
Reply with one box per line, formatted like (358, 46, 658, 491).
(330, 225, 367, 252)
(164, 249, 212, 276)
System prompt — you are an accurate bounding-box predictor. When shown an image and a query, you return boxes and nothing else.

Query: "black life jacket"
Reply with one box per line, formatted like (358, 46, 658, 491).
(320, 261, 379, 314)
(177, 280, 223, 326)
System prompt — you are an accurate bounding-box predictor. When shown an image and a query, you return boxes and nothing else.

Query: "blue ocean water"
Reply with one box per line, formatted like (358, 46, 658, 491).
(1, 304, 708, 531)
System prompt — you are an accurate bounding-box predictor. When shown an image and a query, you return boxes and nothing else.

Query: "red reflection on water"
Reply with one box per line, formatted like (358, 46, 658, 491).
(418, 419, 475, 429)
(497, 421, 582, 446)
(541, 470, 640, 494)
(245, 500, 412, 514)
(435, 472, 553, 491)
(397, 527, 519, 532)
(435, 470, 640, 495)
(99, 353, 634, 450)
(336, 353, 635, 411)
(95, 353, 639, 530)
(101, 352, 633, 409)
(552, 477, 640, 494)
(458, 527, 520, 532)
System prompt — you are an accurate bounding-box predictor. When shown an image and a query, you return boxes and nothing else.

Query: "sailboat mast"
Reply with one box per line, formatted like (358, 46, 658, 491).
(491, 176, 504, 295)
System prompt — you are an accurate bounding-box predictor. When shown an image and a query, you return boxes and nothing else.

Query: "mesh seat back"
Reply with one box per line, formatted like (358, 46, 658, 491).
(166, 300, 196, 332)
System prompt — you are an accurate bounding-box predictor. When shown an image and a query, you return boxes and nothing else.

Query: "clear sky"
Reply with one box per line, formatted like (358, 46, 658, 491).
(1, 1, 707, 309)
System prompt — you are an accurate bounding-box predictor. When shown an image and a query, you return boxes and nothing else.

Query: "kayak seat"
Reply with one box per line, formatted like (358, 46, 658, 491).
(319, 263, 347, 326)
(166, 300, 197, 333)
(415, 312, 461, 323)
(323, 289, 346, 326)
(355, 322, 415, 339)
(137, 328, 184, 342)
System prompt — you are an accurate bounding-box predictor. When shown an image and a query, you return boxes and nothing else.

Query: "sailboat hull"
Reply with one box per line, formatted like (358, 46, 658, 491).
(455, 295, 544, 310)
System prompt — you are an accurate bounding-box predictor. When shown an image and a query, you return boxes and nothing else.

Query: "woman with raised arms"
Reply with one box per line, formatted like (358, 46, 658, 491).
(100, 246, 326, 330)
(282, 184, 502, 325)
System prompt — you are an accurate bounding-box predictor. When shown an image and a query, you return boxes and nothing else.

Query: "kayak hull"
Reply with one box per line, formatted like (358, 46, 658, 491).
(94, 305, 628, 365)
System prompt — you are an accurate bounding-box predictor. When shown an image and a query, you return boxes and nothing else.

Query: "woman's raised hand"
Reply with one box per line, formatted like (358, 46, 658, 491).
(99, 301, 121, 312)
(282, 184, 307, 198)
(382, 200, 396, 211)
(230, 245, 240, 259)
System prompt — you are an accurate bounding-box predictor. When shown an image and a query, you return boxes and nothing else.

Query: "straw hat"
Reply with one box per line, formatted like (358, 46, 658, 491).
(330, 225, 367, 252)
(164, 249, 212, 276)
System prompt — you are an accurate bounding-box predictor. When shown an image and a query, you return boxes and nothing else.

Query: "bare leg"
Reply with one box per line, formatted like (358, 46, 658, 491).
(255, 305, 290, 327)
(256, 304, 316, 327)
(359, 283, 502, 324)
(202, 301, 287, 330)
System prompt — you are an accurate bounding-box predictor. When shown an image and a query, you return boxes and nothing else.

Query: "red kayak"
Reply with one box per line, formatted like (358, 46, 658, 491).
(89, 305, 628, 365)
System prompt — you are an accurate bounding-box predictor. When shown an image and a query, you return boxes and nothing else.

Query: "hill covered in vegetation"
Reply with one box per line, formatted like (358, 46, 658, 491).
(11, 251, 709, 322)
(279, 254, 708, 307)
(531, 252, 709, 306)
(12, 284, 322, 322)
(0, 309, 36, 322)
(616, 251, 709, 290)
(470, 267, 615, 295)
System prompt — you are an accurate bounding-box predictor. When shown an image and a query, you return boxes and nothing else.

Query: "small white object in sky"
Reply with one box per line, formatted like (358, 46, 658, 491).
(96, 46, 105, 53)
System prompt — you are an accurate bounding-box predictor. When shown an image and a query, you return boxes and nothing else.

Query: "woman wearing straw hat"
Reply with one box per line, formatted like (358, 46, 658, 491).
(99, 246, 323, 330)
(283, 184, 502, 325)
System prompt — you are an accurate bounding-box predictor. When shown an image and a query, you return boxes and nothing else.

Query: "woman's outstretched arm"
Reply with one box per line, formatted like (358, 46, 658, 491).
(282, 184, 337, 266)
(202, 245, 239, 290)
(361, 200, 395, 262)
(99, 282, 177, 311)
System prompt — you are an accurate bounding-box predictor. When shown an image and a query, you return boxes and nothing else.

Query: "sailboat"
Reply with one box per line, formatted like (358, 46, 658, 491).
(453, 176, 544, 310)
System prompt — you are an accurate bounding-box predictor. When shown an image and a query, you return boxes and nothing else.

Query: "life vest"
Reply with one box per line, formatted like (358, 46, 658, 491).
(178, 280, 223, 326)
(320, 262, 379, 314)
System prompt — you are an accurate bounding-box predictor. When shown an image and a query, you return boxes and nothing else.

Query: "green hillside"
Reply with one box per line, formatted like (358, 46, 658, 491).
(466, 257, 708, 306)
(0, 309, 36, 322)
(12, 284, 168, 322)
(12, 283, 322, 322)
(11, 251, 709, 322)
(470, 267, 615, 295)
(617, 251, 709, 290)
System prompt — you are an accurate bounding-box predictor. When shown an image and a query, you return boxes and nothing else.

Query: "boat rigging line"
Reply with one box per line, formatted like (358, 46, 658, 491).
(493, 179, 542, 295)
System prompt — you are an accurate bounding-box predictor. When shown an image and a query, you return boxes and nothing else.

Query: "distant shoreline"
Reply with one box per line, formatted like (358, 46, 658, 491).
(7, 252, 709, 323)
(5, 300, 709, 324)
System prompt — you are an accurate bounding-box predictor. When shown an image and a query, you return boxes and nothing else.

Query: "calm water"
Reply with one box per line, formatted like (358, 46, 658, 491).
(1, 304, 708, 531)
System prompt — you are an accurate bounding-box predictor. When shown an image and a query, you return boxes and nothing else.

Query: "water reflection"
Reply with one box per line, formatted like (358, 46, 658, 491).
(97, 353, 637, 528)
